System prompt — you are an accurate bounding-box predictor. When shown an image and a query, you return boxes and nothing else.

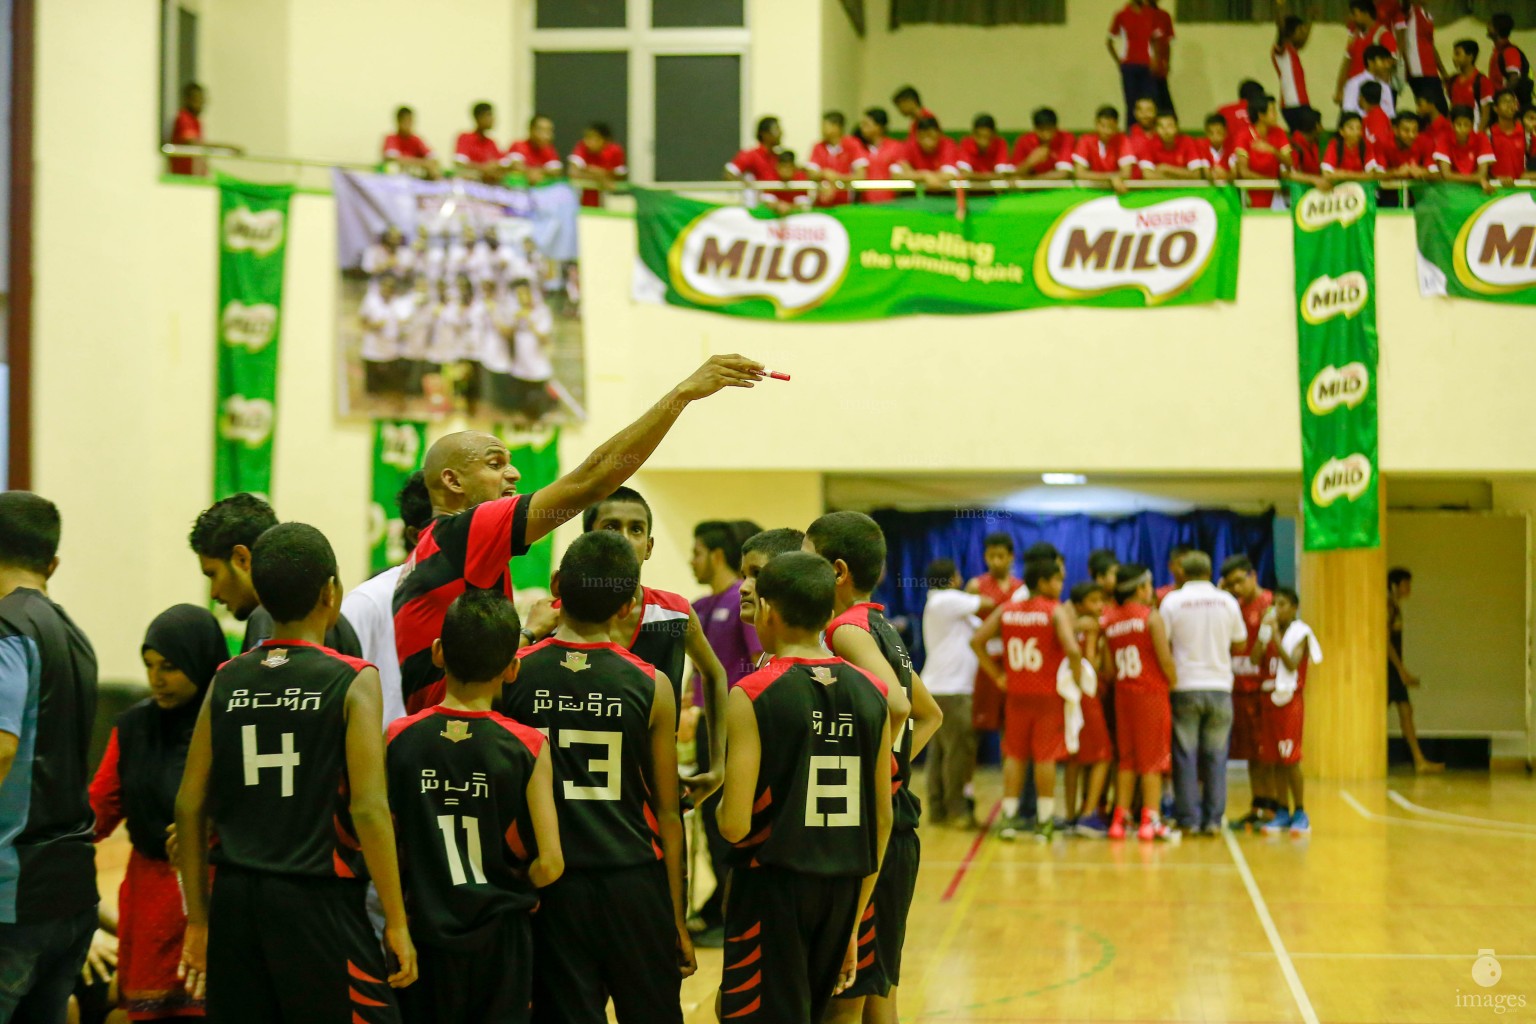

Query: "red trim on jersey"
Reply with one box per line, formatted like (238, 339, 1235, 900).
(348, 961, 383, 985)
(350, 987, 388, 1008)
(626, 587, 692, 650)
(731, 921, 761, 941)
(333, 850, 355, 879)
(406, 680, 446, 715)
(724, 995, 762, 1018)
(643, 801, 664, 860)
(723, 971, 762, 995)
(735, 657, 797, 700)
(385, 705, 437, 744)
(505, 819, 527, 859)
(824, 601, 880, 645)
(860, 902, 875, 922)
(538, 636, 659, 679)
(735, 823, 772, 848)
(488, 710, 546, 756)
(465, 496, 523, 588)
(751, 787, 773, 814)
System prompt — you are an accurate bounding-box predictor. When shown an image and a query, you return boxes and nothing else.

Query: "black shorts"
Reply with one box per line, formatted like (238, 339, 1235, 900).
(1388, 670, 1410, 705)
(838, 827, 920, 1000)
(401, 913, 532, 1024)
(720, 865, 861, 1024)
(207, 867, 398, 1024)
(531, 862, 682, 1024)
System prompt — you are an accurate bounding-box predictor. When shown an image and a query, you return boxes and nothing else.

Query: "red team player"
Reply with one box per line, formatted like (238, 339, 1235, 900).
(386, 591, 564, 1024)
(1221, 555, 1276, 831)
(972, 557, 1085, 841)
(1102, 565, 1179, 841)
(1074, 105, 1138, 190)
(497, 532, 693, 1024)
(1065, 583, 1114, 837)
(1434, 105, 1495, 189)
(717, 552, 894, 1024)
(958, 114, 1014, 176)
(1013, 108, 1075, 179)
(966, 533, 1022, 737)
(174, 524, 416, 1024)
(1138, 110, 1207, 179)
(1233, 94, 1293, 208)
(807, 112, 868, 207)
(1256, 588, 1320, 836)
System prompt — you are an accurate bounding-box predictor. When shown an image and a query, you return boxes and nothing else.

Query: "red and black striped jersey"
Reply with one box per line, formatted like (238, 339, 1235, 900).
(731, 657, 889, 877)
(207, 640, 369, 879)
(393, 495, 532, 714)
(385, 706, 544, 949)
(626, 587, 690, 712)
(824, 602, 920, 832)
(496, 639, 664, 870)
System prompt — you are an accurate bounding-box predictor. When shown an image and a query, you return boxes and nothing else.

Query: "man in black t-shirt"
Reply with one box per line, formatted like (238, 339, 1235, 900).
(0, 492, 99, 1022)
(387, 591, 562, 1024)
(188, 492, 363, 655)
(497, 532, 691, 1024)
(718, 552, 893, 1024)
(175, 523, 416, 1023)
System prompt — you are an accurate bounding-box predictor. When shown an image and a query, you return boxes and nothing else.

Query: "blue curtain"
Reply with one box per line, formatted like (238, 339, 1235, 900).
(870, 507, 1277, 669)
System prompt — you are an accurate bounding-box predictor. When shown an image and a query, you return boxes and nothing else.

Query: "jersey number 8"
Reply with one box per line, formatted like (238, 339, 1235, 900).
(1006, 637, 1043, 673)
(805, 755, 861, 828)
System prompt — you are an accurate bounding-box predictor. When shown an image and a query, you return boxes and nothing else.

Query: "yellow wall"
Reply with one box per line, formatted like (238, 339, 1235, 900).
(748, 0, 825, 155)
(822, 0, 866, 131)
(856, 0, 1536, 131)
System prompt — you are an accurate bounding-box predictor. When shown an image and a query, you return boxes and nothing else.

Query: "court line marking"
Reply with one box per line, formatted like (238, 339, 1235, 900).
(1222, 828, 1321, 1024)
(940, 801, 1001, 902)
(1341, 790, 1536, 840)
(1237, 952, 1536, 960)
(910, 809, 1003, 1021)
(1386, 789, 1536, 833)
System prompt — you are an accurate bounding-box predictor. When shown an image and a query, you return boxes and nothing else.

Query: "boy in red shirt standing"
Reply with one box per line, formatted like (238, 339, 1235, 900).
(1288, 107, 1325, 183)
(1395, 2, 1448, 113)
(1336, 0, 1397, 106)
(1074, 105, 1137, 192)
(1222, 556, 1276, 832)
(807, 112, 868, 207)
(1272, 4, 1314, 131)
(1436, 104, 1496, 190)
(1013, 108, 1074, 179)
(1487, 88, 1529, 186)
(892, 85, 937, 140)
(569, 122, 627, 208)
(1360, 81, 1394, 151)
(1233, 94, 1293, 207)
(1108, 0, 1160, 119)
(1198, 114, 1234, 181)
(1102, 565, 1179, 842)
(726, 116, 783, 186)
(1487, 14, 1532, 108)
(1447, 39, 1497, 130)
(1256, 589, 1321, 836)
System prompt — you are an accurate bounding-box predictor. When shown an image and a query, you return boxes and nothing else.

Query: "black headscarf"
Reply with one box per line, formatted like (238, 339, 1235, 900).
(114, 604, 228, 860)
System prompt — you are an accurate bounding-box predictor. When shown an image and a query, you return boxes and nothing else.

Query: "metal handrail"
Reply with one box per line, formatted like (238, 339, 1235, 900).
(161, 143, 1532, 193)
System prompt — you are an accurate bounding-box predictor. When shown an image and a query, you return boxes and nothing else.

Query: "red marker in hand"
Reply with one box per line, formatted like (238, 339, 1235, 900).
(764, 370, 791, 381)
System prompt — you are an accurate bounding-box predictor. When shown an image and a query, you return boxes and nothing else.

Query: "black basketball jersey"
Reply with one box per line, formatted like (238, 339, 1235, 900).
(825, 602, 921, 831)
(496, 639, 664, 871)
(625, 587, 690, 710)
(207, 641, 369, 879)
(732, 657, 889, 878)
(386, 706, 544, 949)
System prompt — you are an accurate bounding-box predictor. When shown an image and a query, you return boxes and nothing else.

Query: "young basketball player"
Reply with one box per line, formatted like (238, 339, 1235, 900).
(965, 531, 1021, 744)
(738, 528, 810, 656)
(1066, 582, 1114, 836)
(804, 511, 929, 1024)
(1258, 588, 1320, 835)
(1102, 564, 1179, 841)
(972, 557, 1084, 841)
(386, 590, 564, 1024)
(175, 523, 416, 1023)
(1221, 555, 1275, 830)
(717, 552, 894, 1024)
(498, 531, 692, 1023)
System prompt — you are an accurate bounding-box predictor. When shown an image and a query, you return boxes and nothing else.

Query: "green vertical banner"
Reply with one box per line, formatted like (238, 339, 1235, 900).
(1291, 182, 1380, 551)
(369, 421, 427, 574)
(215, 175, 294, 499)
(500, 427, 561, 593)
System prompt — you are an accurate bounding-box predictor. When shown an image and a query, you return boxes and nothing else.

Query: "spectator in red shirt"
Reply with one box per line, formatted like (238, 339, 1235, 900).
(857, 107, 906, 203)
(167, 82, 241, 177)
(383, 105, 438, 179)
(764, 151, 812, 214)
(1148, 0, 1176, 114)
(1234, 93, 1293, 208)
(1525, 107, 1536, 173)
(1139, 110, 1204, 179)
(1486, 88, 1529, 185)
(569, 122, 627, 208)
(1273, 4, 1314, 131)
(455, 101, 508, 183)
(1486, 14, 1532, 108)
(508, 115, 563, 185)
(726, 116, 782, 185)
(1435, 104, 1495, 191)
(1446, 39, 1498, 130)
(1128, 96, 1159, 146)
(892, 85, 937, 141)
(1337, 0, 1397, 106)
(1013, 107, 1074, 179)
(1199, 112, 1234, 181)
(807, 111, 868, 207)
(1287, 107, 1325, 184)
(1359, 81, 1394, 150)
(898, 116, 961, 191)
(1074, 105, 1136, 193)
(1378, 111, 1434, 206)
(958, 114, 1013, 178)
(1218, 80, 1267, 138)
(1395, 2, 1448, 114)
(1323, 113, 1382, 181)
(1414, 84, 1453, 146)
(1108, 1, 1160, 118)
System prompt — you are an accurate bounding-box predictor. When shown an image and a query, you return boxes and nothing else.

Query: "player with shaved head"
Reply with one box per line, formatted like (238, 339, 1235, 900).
(392, 355, 765, 714)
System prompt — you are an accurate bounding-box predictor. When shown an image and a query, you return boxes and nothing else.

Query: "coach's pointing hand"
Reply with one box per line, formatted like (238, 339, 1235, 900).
(673, 355, 766, 403)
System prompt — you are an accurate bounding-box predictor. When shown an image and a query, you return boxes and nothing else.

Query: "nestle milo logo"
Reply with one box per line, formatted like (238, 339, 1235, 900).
(1035, 195, 1218, 305)
(222, 207, 285, 257)
(1311, 454, 1373, 507)
(1296, 183, 1368, 232)
(1301, 271, 1369, 325)
(219, 395, 274, 447)
(1453, 192, 1536, 295)
(379, 422, 421, 472)
(1307, 362, 1370, 416)
(669, 207, 850, 317)
(220, 301, 278, 352)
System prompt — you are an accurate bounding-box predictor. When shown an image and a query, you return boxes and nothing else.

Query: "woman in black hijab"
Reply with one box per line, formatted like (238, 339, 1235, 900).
(89, 605, 227, 1021)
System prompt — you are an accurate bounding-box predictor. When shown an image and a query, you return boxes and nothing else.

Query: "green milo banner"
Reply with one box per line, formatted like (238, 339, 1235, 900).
(215, 175, 294, 499)
(368, 421, 427, 575)
(634, 187, 1241, 321)
(1413, 183, 1536, 304)
(500, 426, 560, 594)
(1291, 182, 1380, 552)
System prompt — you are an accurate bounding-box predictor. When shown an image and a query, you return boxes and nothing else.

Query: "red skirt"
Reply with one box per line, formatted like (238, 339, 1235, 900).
(118, 850, 205, 1019)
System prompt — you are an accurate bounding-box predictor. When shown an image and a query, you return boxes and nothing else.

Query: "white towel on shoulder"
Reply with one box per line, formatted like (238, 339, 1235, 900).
(1056, 657, 1094, 753)
(1271, 621, 1322, 707)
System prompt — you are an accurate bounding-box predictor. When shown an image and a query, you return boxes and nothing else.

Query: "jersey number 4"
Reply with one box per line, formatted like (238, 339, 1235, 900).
(241, 724, 300, 798)
(1006, 637, 1043, 673)
(805, 755, 861, 828)
(436, 815, 488, 886)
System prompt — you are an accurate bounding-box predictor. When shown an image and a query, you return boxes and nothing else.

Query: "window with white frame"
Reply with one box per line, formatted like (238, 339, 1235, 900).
(526, 0, 750, 184)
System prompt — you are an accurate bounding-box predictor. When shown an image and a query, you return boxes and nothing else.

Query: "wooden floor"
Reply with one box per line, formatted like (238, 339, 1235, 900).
(97, 768, 1536, 1023)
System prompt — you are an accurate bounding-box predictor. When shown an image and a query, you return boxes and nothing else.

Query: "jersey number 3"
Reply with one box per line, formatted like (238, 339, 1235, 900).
(805, 755, 861, 828)
(561, 729, 622, 801)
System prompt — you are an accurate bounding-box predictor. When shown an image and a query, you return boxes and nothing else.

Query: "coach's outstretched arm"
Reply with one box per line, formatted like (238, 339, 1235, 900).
(525, 355, 765, 545)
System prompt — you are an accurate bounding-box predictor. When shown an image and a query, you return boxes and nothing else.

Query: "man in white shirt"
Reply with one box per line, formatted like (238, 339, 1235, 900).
(1342, 44, 1399, 116)
(921, 558, 996, 828)
(341, 470, 432, 729)
(1158, 550, 1247, 834)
